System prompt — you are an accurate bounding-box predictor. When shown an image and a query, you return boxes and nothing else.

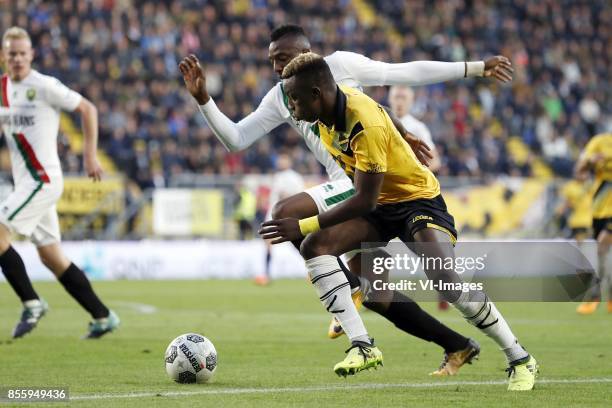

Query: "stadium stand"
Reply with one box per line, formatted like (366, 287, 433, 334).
(0, 0, 609, 238)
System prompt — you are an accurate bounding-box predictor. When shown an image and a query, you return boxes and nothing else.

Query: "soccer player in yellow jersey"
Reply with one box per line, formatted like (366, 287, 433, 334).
(261, 53, 538, 390)
(556, 179, 592, 242)
(574, 133, 612, 314)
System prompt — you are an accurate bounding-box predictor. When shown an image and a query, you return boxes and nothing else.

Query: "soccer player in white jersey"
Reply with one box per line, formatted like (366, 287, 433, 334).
(0, 27, 119, 339)
(256, 152, 305, 285)
(389, 85, 441, 172)
(180, 25, 517, 378)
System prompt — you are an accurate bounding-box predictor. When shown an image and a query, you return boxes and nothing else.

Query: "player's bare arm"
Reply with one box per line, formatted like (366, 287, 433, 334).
(574, 152, 603, 180)
(259, 169, 384, 244)
(74, 97, 103, 182)
(179, 54, 210, 105)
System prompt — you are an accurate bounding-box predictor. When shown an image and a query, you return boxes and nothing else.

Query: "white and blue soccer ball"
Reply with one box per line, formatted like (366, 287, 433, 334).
(164, 333, 217, 383)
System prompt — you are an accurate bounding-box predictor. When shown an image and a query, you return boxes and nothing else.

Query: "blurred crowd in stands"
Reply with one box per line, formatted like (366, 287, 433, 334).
(1, 0, 610, 188)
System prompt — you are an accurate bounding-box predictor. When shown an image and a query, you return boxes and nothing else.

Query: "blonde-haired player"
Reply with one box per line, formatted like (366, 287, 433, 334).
(0, 27, 119, 338)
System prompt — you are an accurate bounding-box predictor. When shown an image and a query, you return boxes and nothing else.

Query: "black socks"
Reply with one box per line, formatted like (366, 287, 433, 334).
(0, 246, 39, 302)
(59, 263, 109, 319)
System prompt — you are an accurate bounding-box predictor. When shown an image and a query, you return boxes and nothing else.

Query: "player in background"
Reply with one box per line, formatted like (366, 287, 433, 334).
(0, 27, 119, 338)
(180, 24, 511, 376)
(574, 133, 611, 314)
(256, 153, 305, 285)
(262, 53, 538, 389)
(389, 85, 441, 172)
(555, 178, 591, 245)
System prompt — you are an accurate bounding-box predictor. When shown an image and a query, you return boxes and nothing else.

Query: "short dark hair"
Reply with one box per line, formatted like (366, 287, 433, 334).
(281, 52, 334, 87)
(270, 24, 307, 42)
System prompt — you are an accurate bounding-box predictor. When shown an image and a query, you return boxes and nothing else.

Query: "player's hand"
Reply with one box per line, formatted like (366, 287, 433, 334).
(404, 131, 433, 167)
(178, 54, 210, 105)
(258, 218, 302, 244)
(84, 155, 103, 182)
(483, 56, 513, 83)
(589, 153, 605, 167)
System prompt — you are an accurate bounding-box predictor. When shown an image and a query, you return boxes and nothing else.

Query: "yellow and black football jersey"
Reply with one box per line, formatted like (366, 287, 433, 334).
(560, 179, 591, 229)
(582, 133, 612, 219)
(314, 85, 440, 204)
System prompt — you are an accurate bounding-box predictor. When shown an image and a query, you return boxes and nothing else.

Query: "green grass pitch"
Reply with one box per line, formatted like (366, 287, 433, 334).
(0, 279, 610, 407)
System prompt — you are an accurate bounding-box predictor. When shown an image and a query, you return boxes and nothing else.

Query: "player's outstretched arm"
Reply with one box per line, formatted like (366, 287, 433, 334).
(482, 56, 513, 82)
(178, 54, 210, 104)
(179, 54, 284, 152)
(259, 169, 383, 244)
(332, 51, 513, 87)
(74, 98, 103, 181)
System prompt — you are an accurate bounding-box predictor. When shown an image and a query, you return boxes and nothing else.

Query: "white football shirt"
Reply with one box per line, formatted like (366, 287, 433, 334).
(199, 51, 471, 182)
(269, 168, 305, 207)
(399, 114, 434, 149)
(0, 70, 82, 185)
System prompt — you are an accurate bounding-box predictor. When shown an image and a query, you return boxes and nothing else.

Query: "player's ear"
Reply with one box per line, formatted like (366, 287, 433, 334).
(311, 86, 321, 99)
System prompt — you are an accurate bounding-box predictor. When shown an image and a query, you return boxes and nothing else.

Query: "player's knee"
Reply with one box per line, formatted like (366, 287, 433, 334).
(37, 248, 69, 275)
(38, 251, 54, 270)
(300, 234, 331, 259)
(0, 225, 12, 254)
(597, 230, 612, 249)
(271, 199, 291, 220)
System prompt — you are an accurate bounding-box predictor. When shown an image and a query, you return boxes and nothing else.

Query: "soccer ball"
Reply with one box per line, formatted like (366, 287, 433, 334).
(164, 333, 217, 383)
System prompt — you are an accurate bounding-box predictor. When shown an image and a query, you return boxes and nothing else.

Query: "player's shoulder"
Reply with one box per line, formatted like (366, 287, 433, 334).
(586, 133, 612, 150)
(324, 50, 362, 64)
(268, 81, 292, 116)
(340, 85, 386, 129)
(25, 70, 58, 87)
(24, 70, 68, 96)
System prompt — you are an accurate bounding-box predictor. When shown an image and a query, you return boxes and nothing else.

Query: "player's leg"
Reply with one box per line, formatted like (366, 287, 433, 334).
(343, 249, 479, 376)
(412, 227, 537, 390)
(578, 219, 611, 314)
(272, 190, 364, 291)
(255, 239, 273, 286)
(595, 224, 612, 313)
(33, 209, 119, 338)
(300, 218, 383, 376)
(0, 223, 49, 338)
(257, 192, 320, 285)
(0, 189, 50, 338)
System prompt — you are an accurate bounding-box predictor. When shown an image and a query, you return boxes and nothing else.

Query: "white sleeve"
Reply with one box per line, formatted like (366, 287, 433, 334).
(331, 51, 484, 87)
(198, 86, 285, 152)
(44, 77, 82, 111)
(418, 123, 435, 149)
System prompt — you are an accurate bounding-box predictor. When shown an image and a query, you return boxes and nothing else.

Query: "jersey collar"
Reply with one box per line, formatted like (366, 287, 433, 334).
(332, 86, 347, 132)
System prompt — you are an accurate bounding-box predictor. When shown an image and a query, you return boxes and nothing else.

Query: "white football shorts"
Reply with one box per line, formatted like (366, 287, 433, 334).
(0, 181, 63, 247)
(305, 178, 388, 262)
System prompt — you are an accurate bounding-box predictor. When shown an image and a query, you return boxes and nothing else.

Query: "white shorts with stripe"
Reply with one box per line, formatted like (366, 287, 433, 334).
(304, 178, 355, 213)
(304, 178, 385, 262)
(0, 180, 63, 247)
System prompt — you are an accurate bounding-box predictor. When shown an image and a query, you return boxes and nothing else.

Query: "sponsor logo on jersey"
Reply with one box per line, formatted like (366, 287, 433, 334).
(412, 215, 433, 223)
(0, 115, 35, 127)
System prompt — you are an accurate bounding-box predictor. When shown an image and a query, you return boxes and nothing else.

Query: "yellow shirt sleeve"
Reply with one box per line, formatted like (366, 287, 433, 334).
(351, 126, 388, 174)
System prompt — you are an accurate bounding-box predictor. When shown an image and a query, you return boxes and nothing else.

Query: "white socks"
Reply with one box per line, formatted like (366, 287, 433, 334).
(305, 255, 370, 344)
(453, 291, 528, 363)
